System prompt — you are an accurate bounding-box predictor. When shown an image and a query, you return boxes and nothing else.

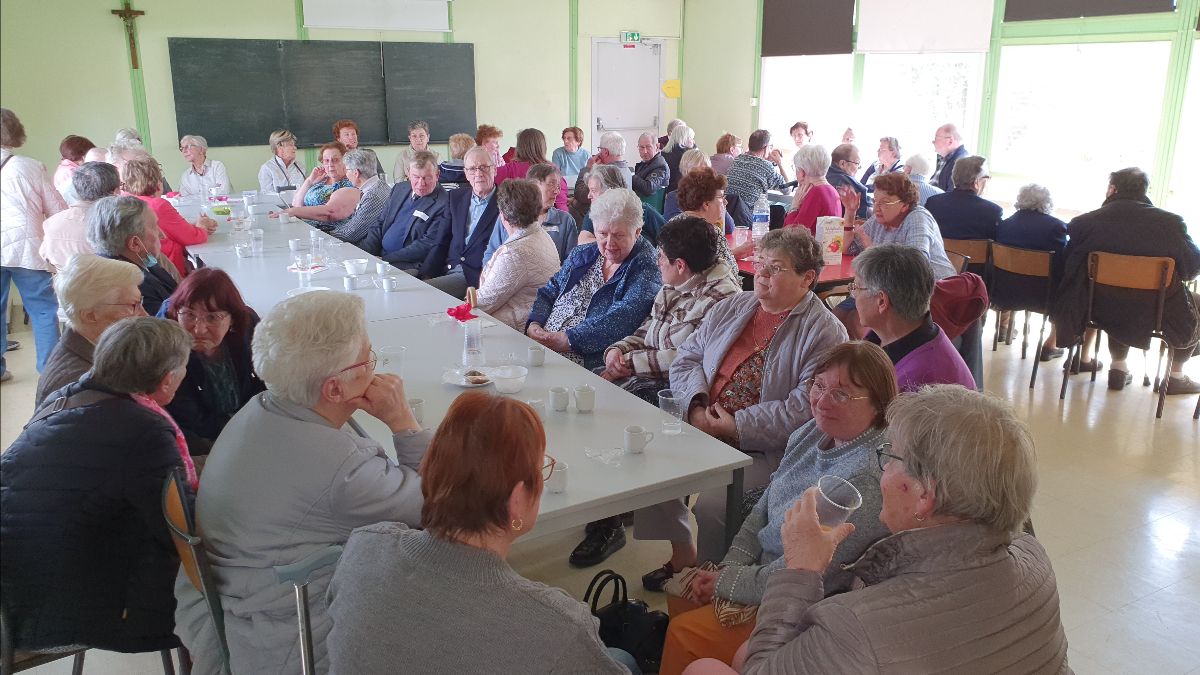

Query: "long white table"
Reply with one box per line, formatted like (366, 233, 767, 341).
(188, 217, 752, 544)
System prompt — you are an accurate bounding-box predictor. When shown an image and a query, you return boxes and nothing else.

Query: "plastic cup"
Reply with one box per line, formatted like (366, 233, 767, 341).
(378, 346, 406, 377)
(658, 388, 683, 435)
(815, 475, 863, 529)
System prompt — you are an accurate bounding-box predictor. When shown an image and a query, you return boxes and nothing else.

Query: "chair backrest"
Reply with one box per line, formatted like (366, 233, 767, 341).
(992, 243, 1052, 278)
(769, 203, 786, 230)
(1088, 251, 1175, 291)
(946, 250, 971, 274)
(640, 188, 666, 215)
(943, 238, 991, 264)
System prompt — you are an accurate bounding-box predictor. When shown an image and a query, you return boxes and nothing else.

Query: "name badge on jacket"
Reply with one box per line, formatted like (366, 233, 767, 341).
(414, 210, 430, 221)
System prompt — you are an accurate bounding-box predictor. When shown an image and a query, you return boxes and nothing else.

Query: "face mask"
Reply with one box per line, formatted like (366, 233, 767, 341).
(133, 238, 158, 268)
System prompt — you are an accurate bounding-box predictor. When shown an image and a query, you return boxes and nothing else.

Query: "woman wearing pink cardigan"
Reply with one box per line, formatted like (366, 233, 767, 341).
(494, 128, 569, 211)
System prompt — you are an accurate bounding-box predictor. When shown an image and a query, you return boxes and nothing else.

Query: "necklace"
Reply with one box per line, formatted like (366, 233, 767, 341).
(752, 306, 791, 352)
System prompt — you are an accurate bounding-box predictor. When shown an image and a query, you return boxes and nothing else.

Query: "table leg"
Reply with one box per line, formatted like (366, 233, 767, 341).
(724, 467, 745, 550)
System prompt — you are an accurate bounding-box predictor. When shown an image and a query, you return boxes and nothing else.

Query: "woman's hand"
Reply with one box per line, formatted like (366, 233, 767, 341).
(351, 374, 418, 433)
(688, 404, 711, 433)
(767, 148, 784, 166)
(730, 241, 755, 260)
(307, 165, 326, 184)
(706, 402, 739, 443)
(603, 349, 633, 379)
(691, 568, 719, 605)
(527, 324, 570, 353)
(837, 185, 860, 223)
(780, 487, 856, 573)
(197, 214, 219, 234)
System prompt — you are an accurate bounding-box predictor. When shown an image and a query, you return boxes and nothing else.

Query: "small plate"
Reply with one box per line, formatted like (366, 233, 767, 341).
(286, 286, 330, 297)
(442, 367, 495, 388)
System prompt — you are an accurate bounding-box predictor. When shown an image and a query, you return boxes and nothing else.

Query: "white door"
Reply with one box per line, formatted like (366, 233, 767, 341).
(591, 39, 664, 157)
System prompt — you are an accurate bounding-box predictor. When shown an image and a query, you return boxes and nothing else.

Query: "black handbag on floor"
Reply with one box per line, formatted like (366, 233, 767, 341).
(584, 569, 669, 672)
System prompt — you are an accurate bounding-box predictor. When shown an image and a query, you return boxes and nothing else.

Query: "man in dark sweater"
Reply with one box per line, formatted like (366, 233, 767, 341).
(930, 123, 969, 192)
(632, 132, 670, 198)
(925, 155, 1002, 243)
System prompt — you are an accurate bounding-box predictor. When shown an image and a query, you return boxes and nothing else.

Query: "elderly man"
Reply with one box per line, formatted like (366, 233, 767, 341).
(360, 151, 448, 276)
(853, 244, 975, 391)
(633, 132, 671, 198)
(577, 164, 666, 246)
(580, 131, 634, 188)
(902, 154, 943, 206)
(41, 161, 120, 272)
(328, 148, 389, 246)
(925, 155, 1001, 243)
(35, 254, 146, 405)
(659, 118, 685, 150)
(725, 129, 789, 227)
(827, 143, 872, 220)
(174, 290, 428, 674)
(424, 146, 500, 298)
(930, 123, 969, 192)
(87, 195, 177, 315)
(1053, 167, 1200, 394)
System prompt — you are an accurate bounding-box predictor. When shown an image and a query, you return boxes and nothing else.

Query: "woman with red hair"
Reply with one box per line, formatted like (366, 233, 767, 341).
(160, 267, 264, 454)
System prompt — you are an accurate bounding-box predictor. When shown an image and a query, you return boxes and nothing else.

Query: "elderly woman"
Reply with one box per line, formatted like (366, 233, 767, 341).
(160, 268, 265, 455)
(673, 168, 739, 278)
(257, 129, 306, 194)
(659, 342, 898, 675)
(40, 161, 120, 272)
(664, 149, 731, 232)
(175, 290, 429, 675)
(710, 133, 742, 176)
(53, 134, 96, 195)
(554, 126, 591, 178)
(333, 119, 387, 180)
(669, 228, 848, 563)
(178, 134, 231, 198)
(35, 254, 146, 404)
(526, 188, 662, 369)
(324, 148, 388, 245)
(694, 386, 1069, 674)
(495, 128, 570, 211)
(476, 123, 506, 169)
(2, 108, 67, 378)
(2, 317, 194, 653)
(125, 157, 217, 275)
(836, 172, 956, 339)
(88, 195, 178, 315)
(783, 144, 841, 235)
(393, 120, 440, 183)
(662, 125, 697, 192)
(327, 392, 638, 674)
(289, 141, 356, 229)
(476, 179, 562, 330)
(996, 183, 1069, 361)
(484, 163, 581, 268)
(438, 132, 475, 184)
(860, 136, 902, 192)
(579, 164, 667, 246)
(790, 121, 813, 150)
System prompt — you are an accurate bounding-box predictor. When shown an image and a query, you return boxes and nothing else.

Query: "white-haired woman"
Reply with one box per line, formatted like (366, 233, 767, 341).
(578, 164, 667, 247)
(662, 125, 697, 192)
(177, 134, 231, 198)
(860, 136, 902, 192)
(783, 144, 841, 236)
(36, 254, 146, 404)
(997, 183, 1069, 361)
(88, 195, 178, 316)
(174, 290, 429, 675)
(689, 386, 1069, 675)
(257, 129, 306, 194)
(527, 188, 662, 369)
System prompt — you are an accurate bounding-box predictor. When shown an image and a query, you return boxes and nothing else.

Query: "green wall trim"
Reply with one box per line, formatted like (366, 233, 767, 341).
(750, 0, 764, 130)
(999, 11, 1179, 41)
(677, 0, 686, 118)
(1150, 0, 1199, 205)
(293, 0, 309, 40)
(976, 0, 1007, 159)
(443, 0, 454, 43)
(569, 0, 579, 127)
(123, 1, 152, 154)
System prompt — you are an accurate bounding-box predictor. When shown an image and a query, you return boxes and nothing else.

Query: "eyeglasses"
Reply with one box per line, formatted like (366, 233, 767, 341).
(875, 442, 906, 472)
(335, 349, 379, 376)
(179, 145, 197, 152)
(102, 299, 144, 313)
(846, 282, 874, 294)
(543, 455, 557, 481)
(177, 308, 231, 327)
(752, 260, 795, 277)
(875, 199, 903, 208)
(464, 165, 495, 174)
(804, 378, 871, 406)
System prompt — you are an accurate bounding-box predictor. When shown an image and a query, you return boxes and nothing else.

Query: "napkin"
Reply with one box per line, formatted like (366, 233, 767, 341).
(447, 303, 478, 322)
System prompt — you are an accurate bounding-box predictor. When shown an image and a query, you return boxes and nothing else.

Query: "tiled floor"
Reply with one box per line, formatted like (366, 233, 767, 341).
(2, 318, 1198, 674)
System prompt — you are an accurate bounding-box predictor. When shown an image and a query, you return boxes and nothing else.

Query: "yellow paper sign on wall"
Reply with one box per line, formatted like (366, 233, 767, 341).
(661, 79, 681, 99)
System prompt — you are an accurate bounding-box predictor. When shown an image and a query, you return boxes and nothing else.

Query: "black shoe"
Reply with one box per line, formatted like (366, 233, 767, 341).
(1164, 375, 1200, 396)
(1039, 346, 1065, 362)
(1108, 369, 1133, 390)
(642, 561, 679, 593)
(4, 340, 19, 352)
(1064, 356, 1103, 374)
(569, 523, 626, 568)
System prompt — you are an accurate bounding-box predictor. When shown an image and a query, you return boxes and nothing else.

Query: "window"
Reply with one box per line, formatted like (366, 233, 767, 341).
(759, 55, 855, 151)
(1165, 42, 1199, 237)
(990, 41, 1172, 218)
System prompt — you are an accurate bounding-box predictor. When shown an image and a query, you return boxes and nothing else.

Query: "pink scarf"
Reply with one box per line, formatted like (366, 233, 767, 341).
(131, 393, 199, 489)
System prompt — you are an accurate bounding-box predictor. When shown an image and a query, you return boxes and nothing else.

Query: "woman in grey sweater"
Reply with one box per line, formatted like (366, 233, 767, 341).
(326, 392, 637, 674)
(659, 341, 898, 674)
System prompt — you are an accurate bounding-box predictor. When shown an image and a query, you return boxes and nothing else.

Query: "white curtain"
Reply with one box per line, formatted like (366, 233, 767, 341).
(302, 0, 450, 32)
(856, 0, 994, 53)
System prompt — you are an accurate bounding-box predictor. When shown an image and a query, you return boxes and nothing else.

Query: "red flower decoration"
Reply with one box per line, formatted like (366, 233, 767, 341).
(447, 303, 478, 322)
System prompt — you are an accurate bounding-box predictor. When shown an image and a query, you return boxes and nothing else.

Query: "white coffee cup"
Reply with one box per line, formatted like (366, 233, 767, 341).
(624, 425, 654, 454)
(381, 275, 400, 291)
(527, 345, 546, 367)
(279, 211, 292, 224)
(549, 386, 570, 411)
(546, 460, 568, 494)
(574, 384, 595, 413)
(375, 260, 390, 275)
(525, 398, 546, 419)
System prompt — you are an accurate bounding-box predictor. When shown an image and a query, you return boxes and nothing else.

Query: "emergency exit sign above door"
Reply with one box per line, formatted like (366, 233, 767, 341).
(620, 30, 641, 43)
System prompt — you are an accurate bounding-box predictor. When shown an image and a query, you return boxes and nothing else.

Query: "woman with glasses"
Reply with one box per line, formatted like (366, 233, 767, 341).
(671, 167, 739, 279)
(159, 268, 265, 456)
(287, 141, 356, 231)
(669, 228, 848, 566)
(664, 155, 738, 236)
(691, 386, 1068, 675)
(257, 129, 306, 194)
(177, 134, 231, 198)
(327, 391, 639, 674)
(659, 341, 897, 675)
(174, 290, 428, 675)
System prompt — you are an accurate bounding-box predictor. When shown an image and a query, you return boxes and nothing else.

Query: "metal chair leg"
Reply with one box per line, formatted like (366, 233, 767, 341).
(1153, 342, 1166, 393)
(178, 646, 191, 675)
(1090, 329, 1103, 383)
(1193, 393, 1199, 420)
(160, 649, 176, 675)
(71, 652, 86, 675)
(1059, 342, 1075, 400)
(1156, 346, 1173, 419)
(1030, 315, 1047, 389)
(1020, 310, 1031, 360)
(992, 308, 1001, 352)
(296, 584, 315, 675)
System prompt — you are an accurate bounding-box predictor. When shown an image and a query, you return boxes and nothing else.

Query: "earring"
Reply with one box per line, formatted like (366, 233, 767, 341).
(510, 518, 523, 531)
(913, 513, 926, 522)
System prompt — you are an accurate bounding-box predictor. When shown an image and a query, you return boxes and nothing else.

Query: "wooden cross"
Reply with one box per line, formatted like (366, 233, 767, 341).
(111, 1, 145, 69)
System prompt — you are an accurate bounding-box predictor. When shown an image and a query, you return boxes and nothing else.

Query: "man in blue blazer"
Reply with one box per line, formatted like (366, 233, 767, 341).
(424, 147, 500, 299)
(358, 151, 449, 276)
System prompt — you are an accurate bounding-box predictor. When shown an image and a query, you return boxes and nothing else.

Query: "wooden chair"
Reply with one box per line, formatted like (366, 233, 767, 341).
(0, 602, 86, 675)
(273, 546, 343, 675)
(163, 470, 230, 675)
(1058, 252, 1176, 418)
(945, 250, 970, 274)
(943, 238, 992, 280)
(989, 243, 1056, 387)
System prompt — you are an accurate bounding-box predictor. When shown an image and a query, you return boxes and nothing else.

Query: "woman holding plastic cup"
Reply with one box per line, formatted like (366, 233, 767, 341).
(687, 385, 1069, 675)
(658, 341, 897, 675)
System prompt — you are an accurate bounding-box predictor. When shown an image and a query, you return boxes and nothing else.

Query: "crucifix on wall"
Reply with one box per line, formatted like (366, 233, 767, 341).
(111, 1, 146, 69)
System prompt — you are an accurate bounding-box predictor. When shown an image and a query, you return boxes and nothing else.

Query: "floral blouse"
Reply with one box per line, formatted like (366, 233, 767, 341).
(544, 256, 606, 364)
(303, 177, 352, 207)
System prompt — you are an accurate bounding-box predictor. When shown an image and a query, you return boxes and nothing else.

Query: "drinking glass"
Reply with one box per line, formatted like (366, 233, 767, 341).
(815, 475, 863, 530)
(378, 346, 406, 378)
(658, 388, 683, 435)
(462, 319, 485, 368)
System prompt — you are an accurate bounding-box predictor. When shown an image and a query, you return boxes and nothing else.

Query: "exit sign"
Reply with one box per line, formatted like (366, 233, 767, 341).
(620, 30, 641, 43)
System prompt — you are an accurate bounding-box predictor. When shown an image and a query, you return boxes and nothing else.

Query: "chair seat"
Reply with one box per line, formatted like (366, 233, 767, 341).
(12, 647, 86, 670)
